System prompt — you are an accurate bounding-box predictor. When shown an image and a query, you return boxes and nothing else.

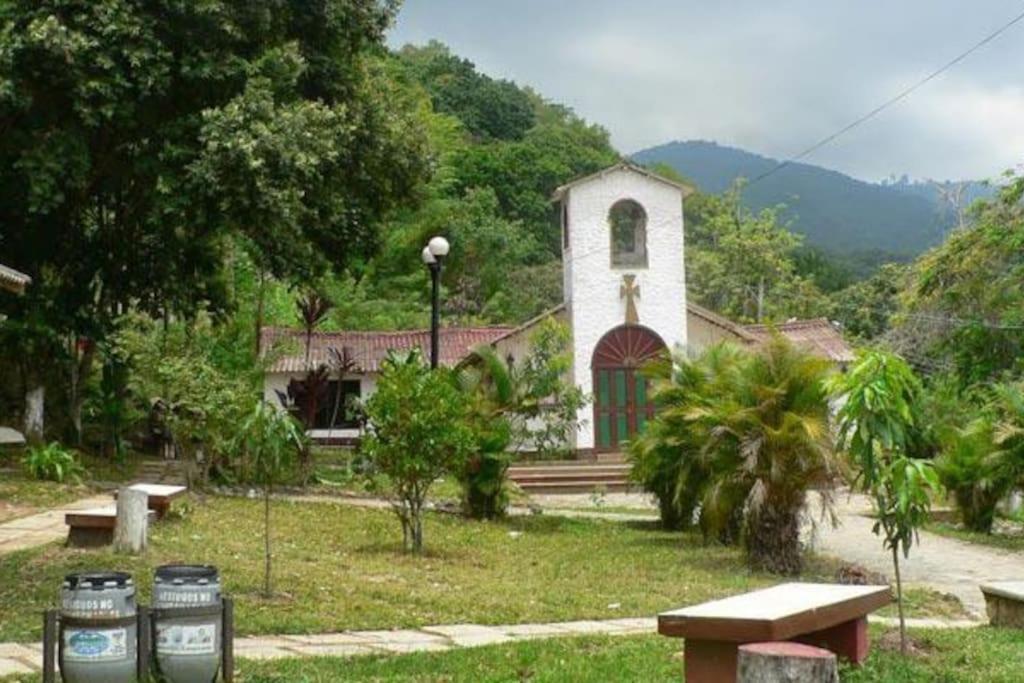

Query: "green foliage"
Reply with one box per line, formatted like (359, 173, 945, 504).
(831, 349, 941, 653)
(632, 337, 838, 573)
(361, 351, 475, 553)
(829, 262, 907, 342)
(397, 42, 536, 141)
(685, 183, 828, 323)
(902, 173, 1024, 386)
(455, 320, 584, 519)
(112, 314, 258, 484)
(22, 442, 84, 483)
(0, 0, 427, 444)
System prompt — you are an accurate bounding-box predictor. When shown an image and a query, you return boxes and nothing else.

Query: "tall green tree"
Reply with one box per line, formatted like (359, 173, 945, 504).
(0, 0, 428, 442)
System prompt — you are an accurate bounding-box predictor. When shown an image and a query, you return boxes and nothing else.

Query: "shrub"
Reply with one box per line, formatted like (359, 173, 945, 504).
(23, 442, 85, 483)
(361, 351, 474, 553)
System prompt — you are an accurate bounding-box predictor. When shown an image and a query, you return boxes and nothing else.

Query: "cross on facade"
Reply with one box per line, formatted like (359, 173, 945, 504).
(620, 273, 640, 325)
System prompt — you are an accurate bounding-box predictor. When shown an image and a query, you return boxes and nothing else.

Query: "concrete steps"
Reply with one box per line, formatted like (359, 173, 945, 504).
(135, 459, 186, 485)
(508, 456, 633, 494)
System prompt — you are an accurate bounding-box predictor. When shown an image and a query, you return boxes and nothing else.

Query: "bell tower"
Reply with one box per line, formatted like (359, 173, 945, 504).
(555, 162, 691, 453)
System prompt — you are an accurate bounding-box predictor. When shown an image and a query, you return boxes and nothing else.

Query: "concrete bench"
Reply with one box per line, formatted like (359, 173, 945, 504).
(658, 582, 892, 682)
(117, 483, 187, 519)
(981, 582, 1024, 629)
(65, 506, 156, 547)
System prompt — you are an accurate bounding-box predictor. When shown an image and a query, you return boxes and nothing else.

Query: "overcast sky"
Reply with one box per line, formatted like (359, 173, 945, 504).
(389, 1, 1024, 183)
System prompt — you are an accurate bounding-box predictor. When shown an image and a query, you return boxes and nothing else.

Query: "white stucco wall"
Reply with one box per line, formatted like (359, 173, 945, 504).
(562, 168, 687, 451)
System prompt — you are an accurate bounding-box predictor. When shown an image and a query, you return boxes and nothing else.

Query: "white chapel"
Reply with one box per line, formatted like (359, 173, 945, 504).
(262, 162, 852, 453)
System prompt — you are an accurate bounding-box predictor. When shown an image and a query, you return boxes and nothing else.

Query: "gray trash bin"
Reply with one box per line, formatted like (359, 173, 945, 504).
(153, 564, 222, 683)
(59, 572, 138, 683)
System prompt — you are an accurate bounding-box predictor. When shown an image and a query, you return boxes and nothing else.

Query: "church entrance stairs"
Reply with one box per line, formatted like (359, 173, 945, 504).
(508, 455, 632, 494)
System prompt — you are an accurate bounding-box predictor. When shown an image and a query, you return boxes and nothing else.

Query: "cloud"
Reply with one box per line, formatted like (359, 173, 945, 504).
(389, 0, 1024, 181)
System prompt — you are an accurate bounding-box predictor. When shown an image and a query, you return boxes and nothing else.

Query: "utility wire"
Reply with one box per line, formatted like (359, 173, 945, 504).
(748, 6, 1024, 186)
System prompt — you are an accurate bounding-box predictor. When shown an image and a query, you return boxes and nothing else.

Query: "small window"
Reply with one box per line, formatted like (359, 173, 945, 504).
(609, 199, 647, 267)
(314, 380, 362, 429)
(561, 201, 570, 250)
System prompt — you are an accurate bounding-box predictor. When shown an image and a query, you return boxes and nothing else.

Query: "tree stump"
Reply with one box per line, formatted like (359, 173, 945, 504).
(113, 487, 149, 554)
(737, 642, 838, 683)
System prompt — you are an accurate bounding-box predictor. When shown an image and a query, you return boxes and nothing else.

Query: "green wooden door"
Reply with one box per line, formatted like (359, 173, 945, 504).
(594, 368, 654, 450)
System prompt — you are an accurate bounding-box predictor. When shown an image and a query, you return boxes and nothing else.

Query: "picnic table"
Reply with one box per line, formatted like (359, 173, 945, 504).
(658, 582, 892, 682)
(117, 483, 187, 519)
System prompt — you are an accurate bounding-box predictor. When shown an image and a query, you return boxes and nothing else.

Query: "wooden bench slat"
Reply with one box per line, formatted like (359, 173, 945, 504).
(658, 583, 892, 642)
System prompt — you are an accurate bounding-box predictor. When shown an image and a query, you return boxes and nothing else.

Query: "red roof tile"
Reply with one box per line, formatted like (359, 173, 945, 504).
(262, 326, 514, 373)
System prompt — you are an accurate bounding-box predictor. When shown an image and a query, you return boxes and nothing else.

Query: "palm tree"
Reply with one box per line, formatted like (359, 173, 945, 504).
(455, 346, 529, 519)
(695, 335, 840, 574)
(629, 343, 745, 532)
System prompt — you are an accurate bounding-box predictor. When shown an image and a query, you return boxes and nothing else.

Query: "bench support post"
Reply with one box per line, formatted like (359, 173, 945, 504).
(795, 616, 868, 664)
(684, 639, 739, 682)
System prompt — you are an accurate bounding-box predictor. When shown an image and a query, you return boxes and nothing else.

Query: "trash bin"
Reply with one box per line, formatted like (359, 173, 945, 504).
(152, 564, 222, 683)
(59, 572, 138, 683)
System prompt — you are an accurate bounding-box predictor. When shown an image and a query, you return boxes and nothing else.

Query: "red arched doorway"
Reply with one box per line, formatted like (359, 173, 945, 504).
(591, 325, 667, 451)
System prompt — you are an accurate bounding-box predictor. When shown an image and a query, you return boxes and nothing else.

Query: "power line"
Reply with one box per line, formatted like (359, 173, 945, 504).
(748, 6, 1024, 186)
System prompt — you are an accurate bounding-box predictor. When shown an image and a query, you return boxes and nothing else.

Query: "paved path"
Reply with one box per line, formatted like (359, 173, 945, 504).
(809, 492, 1023, 618)
(0, 613, 980, 676)
(0, 494, 112, 557)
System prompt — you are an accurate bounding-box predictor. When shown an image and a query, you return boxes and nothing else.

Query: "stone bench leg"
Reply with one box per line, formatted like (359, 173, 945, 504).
(794, 617, 868, 664)
(67, 527, 114, 548)
(684, 639, 739, 682)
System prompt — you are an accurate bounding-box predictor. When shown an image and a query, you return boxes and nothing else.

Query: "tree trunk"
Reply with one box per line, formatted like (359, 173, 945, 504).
(737, 642, 838, 683)
(746, 504, 802, 575)
(264, 483, 272, 597)
(756, 276, 766, 323)
(892, 545, 907, 654)
(24, 384, 44, 444)
(113, 487, 148, 554)
(254, 270, 266, 356)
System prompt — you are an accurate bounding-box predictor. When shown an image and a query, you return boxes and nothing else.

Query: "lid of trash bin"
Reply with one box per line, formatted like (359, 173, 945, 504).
(64, 572, 133, 589)
(155, 564, 218, 584)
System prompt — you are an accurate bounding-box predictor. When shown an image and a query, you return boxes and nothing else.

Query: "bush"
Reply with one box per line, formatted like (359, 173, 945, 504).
(23, 442, 85, 483)
(935, 381, 1024, 533)
(361, 351, 475, 553)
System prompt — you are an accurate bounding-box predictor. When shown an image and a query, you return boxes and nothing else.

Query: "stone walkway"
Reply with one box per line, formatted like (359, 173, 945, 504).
(0, 614, 980, 676)
(0, 494, 112, 557)
(809, 491, 1023, 618)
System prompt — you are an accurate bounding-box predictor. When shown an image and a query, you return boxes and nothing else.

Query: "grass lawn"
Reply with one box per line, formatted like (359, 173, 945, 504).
(3, 627, 1021, 681)
(0, 496, 968, 644)
(208, 626, 1024, 682)
(925, 520, 1024, 553)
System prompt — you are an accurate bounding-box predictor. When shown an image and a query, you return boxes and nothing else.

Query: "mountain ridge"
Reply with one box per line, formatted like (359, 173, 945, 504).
(632, 140, 989, 256)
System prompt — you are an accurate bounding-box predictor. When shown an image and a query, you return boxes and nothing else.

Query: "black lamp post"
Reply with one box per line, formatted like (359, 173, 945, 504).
(421, 236, 450, 369)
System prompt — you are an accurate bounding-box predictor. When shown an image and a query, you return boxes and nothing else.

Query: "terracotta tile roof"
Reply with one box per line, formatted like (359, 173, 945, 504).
(262, 326, 514, 374)
(0, 264, 31, 294)
(744, 319, 855, 363)
(686, 301, 760, 342)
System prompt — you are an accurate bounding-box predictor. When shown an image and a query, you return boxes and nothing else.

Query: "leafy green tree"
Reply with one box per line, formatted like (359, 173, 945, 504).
(235, 400, 305, 597)
(831, 350, 941, 654)
(828, 262, 907, 342)
(397, 41, 536, 141)
(902, 173, 1024, 386)
(360, 351, 474, 553)
(0, 0, 427, 442)
(685, 184, 827, 323)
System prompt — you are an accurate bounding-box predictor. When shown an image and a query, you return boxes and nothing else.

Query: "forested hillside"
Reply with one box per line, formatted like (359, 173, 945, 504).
(633, 140, 992, 258)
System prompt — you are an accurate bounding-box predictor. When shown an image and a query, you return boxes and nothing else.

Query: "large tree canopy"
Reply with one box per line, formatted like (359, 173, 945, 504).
(0, 0, 427, 335)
